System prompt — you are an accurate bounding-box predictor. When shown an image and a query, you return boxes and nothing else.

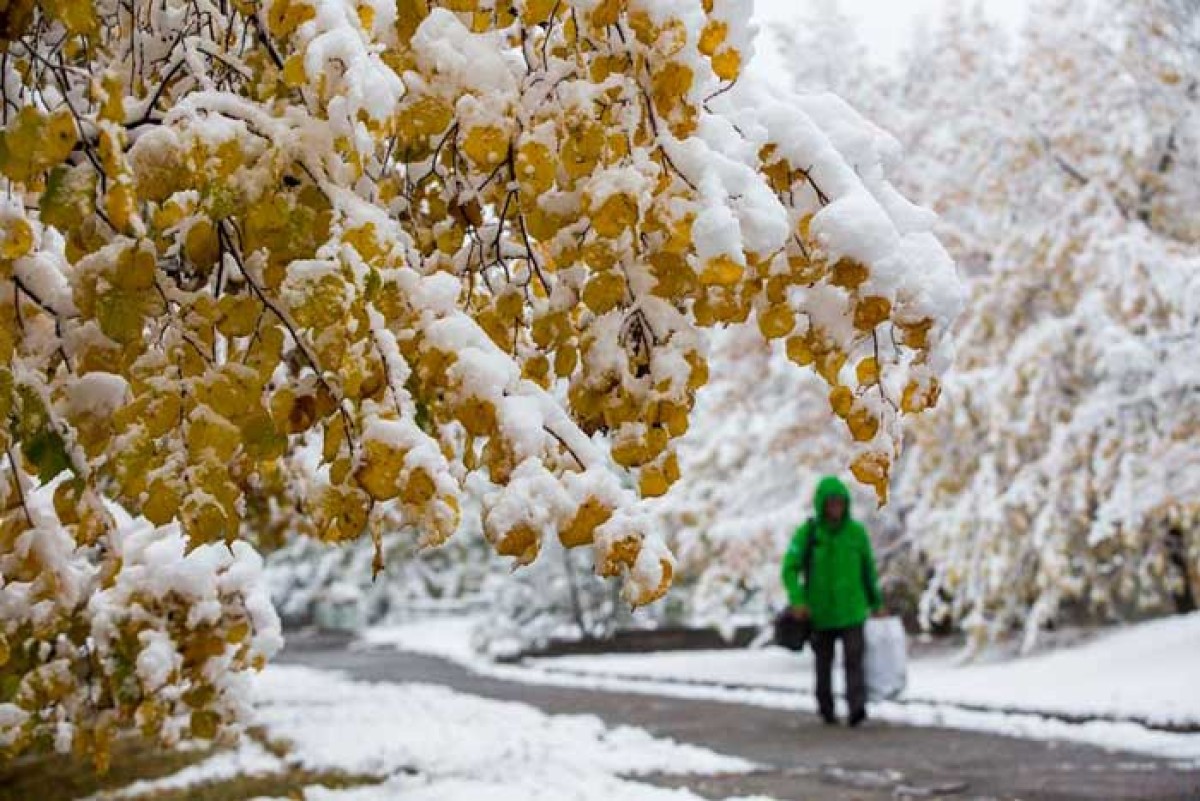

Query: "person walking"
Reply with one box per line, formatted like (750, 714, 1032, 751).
(781, 475, 883, 726)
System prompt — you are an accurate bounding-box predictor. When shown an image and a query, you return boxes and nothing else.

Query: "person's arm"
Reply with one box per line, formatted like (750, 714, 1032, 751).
(781, 525, 809, 609)
(861, 526, 883, 614)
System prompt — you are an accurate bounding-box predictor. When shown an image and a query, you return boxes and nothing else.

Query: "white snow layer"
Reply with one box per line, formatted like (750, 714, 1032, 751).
(366, 613, 1200, 761)
(91, 662, 762, 801)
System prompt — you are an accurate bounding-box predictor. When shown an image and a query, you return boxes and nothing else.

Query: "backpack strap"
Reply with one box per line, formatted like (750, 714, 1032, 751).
(800, 518, 817, 588)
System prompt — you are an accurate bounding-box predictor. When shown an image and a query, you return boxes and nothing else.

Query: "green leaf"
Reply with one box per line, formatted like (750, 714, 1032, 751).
(240, 412, 286, 461)
(0, 369, 13, 423)
(21, 427, 72, 483)
(40, 164, 95, 230)
(14, 384, 73, 483)
(96, 288, 146, 344)
(364, 267, 382, 301)
(0, 674, 20, 703)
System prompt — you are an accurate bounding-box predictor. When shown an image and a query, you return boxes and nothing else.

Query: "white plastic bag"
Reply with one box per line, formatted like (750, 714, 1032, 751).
(864, 616, 907, 701)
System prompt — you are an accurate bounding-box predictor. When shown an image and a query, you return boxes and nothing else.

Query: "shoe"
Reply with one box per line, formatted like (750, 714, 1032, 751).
(848, 709, 867, 727)
(820, 711, 839, 726)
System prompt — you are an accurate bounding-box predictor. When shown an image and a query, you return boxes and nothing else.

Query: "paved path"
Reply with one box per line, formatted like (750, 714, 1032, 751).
(279, 637, 1200, 801)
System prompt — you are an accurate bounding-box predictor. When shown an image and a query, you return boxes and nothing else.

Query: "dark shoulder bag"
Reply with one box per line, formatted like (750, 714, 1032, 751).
(773, 521, 817, 651)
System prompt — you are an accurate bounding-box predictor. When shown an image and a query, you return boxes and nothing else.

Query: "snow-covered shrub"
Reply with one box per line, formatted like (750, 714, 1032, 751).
(1, 491, 279, 767)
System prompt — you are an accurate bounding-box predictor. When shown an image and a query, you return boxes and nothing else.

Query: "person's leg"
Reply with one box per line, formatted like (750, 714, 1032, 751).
(844, 624, 867, 725)
(811, 629, 837, 723)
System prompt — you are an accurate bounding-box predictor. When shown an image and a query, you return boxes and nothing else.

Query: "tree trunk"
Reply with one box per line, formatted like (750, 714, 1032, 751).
(1167, 528, 1196, 614)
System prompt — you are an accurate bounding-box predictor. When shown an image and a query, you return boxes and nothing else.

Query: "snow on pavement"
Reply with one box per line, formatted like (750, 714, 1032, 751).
(252, 665, 756, 781)
(362, 613, 1200, 761)
(90, 662, 769, 801)
(529, 613, 1200, 729)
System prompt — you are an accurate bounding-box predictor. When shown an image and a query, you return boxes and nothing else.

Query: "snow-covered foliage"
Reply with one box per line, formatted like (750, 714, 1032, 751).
(468, 323, 917, 653)
(769, 0, 1200, 651)
(453, 0, 1200, 658)
(898, 0, 1200, 651)
(0, 482, 279, 766)
(648, 324, 882, 629)
(0, 0, 958, 759)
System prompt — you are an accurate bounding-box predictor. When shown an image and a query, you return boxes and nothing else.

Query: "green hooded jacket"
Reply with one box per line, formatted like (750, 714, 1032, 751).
(781, 476, 882, 631)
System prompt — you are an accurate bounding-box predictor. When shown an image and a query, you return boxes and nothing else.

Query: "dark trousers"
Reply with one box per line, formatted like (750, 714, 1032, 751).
(812, 624, 866, 718)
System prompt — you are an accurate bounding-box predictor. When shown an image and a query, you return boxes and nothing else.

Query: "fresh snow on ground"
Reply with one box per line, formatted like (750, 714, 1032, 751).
(363, 614, 1200, 761)
(90, 663, 765, 801)
(360, 614, 481, 662)
(536, 613, 1200, 728)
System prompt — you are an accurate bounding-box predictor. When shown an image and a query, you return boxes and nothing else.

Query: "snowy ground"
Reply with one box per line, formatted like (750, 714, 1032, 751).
(362, 612, 1200, 761)
(85, 664, 766, 801)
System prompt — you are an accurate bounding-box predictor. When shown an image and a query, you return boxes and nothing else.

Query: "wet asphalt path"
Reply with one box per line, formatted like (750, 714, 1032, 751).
(278, 636, 1200, 801)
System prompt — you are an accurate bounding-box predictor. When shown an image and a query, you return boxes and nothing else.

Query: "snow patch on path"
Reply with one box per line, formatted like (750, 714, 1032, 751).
(89, 660, 767, 801)
(253, 664, 756, 781)
(364, 614, 1200, 762)
(533, 613, 1200, 731)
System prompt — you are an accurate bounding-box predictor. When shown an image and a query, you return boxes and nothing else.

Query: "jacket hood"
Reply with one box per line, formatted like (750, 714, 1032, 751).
(812, 475, 851, 524)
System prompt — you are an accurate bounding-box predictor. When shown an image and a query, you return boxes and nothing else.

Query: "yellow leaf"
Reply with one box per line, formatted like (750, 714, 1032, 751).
(105, 182, 136, 233)
(830, 258, 869, 290)
(554, 344, 578, 377)
(0, 107, 78, 184)
(562, 124, 605, 181)
(96, 288, 148, 344)
(283, 53, 308, 87)
(408, 95, 454, 138)
(711, 47, 741, 81)
(850, 451, 890, 505)
(897, 317, 933, 349)
(521, 0, 558, 22)
(846, 403, 880, 442)
(698, 20, 727, 56)
(143, 479, 182, 525)
(494, 522, 540, 565)
(401, 467, 436, 505)
(901, 377, 941, 414)
(0, 215, 33, 259)
(41, 0, 99, 36)
(559, 497, 613, 548)
(267, 0, 316, 38)
(591, 193, 638, 237)
(639, 464, 670, 497)
(856, 357, 879, 385)
(516, 141, 556, 195)
(589, 0, 621, 28)
(757, 304, 795, 339)
(462, 125, 508, 168)
(582, 270, 626, 314)
(698, 255, 743, 286)
(458, 396, 497, 437)
(829, 385, 853, 418)
(853, 295, 892, 330)
(217, 293, 260, 338)
(185, 409, 242, 462)
(652, 62, 693, 117)
(355, 438, 405, 501)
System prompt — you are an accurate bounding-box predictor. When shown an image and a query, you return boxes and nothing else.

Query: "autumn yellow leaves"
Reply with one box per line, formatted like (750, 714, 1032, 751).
(0, 0, 955, 761)
(0, 0, 947, 595)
